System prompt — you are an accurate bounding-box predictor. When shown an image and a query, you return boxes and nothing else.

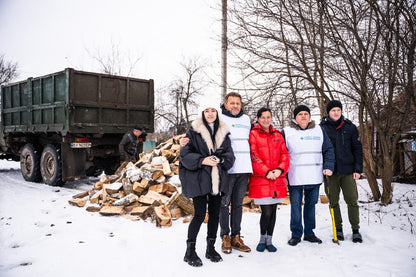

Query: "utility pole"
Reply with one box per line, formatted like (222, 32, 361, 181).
(221, 0, 227, 100)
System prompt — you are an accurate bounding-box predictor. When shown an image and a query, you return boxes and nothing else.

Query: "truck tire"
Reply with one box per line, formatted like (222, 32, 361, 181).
(40, 144, 64, 186)
(20, 143, 42, 182)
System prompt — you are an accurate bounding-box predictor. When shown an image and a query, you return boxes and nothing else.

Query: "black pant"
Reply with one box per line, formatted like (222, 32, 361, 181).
(260, 204, 277, 236)
(187, 194, 221, 242)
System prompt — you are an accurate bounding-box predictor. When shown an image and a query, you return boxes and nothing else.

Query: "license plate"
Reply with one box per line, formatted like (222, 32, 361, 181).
(70, 142, 92, 148)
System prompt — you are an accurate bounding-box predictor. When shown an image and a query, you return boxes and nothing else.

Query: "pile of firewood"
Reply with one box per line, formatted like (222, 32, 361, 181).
(68, 134, 288, 227)
(69, 134, 194, 227)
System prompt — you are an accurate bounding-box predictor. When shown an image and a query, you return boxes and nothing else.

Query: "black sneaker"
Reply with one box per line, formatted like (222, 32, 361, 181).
(288, 237, 301, 246)
(352, 230, 363, 243)
(304, 235, 322, 244)
(336, 229, 344, 241)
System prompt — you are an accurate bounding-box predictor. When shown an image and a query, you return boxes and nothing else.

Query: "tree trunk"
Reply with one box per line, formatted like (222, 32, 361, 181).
(362, 157, 380, 201)
(381, 156, 393, 204)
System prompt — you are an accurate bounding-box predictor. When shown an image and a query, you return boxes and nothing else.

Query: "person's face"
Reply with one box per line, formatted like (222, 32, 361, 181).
(204, 108, 217, 123)
(133, 129, 142, 137)
(295, 111, 310, 128)
(258, 111, 272, 131)
(224, 96, 242, 116)
(329, 107, 342, 121)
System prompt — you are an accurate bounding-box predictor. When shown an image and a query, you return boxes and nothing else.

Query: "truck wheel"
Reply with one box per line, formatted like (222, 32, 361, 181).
(40, 144, 64, 186)
(20, 143, 42, 182)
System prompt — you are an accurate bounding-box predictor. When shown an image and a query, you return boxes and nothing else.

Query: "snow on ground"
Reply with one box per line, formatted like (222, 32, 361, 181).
(0, 160, 415, 277)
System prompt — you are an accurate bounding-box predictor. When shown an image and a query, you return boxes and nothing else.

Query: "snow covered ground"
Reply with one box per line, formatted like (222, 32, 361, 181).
(0, 159, 415, 277)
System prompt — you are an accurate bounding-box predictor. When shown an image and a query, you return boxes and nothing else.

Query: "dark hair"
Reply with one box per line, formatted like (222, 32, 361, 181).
(224, 92, 242, 103)
(256, 107, 272, 118)
(201, 108, 219, 144)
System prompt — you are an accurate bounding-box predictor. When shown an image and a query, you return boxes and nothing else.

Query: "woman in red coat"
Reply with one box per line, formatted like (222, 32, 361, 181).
(249, 107, 290, 252)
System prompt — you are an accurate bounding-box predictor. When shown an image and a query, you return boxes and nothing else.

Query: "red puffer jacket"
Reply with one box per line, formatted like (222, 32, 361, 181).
(248, 123, 290, 199)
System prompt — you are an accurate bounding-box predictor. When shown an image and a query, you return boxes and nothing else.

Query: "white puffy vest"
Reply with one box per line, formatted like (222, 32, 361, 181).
(283, 125, 324, 186)
(220, 113, 253, 174)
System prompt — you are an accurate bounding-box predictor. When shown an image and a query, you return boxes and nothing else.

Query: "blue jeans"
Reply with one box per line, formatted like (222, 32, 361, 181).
(288, 184, 320, 238)
(220, 173, 249, 237)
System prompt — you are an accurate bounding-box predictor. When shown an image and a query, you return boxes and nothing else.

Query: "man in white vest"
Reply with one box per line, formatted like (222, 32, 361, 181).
(282, 105, 335, 246)
(180, 92, 253, 254)
(218, 92, 252, 254)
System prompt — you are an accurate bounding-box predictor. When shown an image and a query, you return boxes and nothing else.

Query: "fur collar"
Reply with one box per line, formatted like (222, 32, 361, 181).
(191, 117, 230, 152)
(289, 120, 316, 130)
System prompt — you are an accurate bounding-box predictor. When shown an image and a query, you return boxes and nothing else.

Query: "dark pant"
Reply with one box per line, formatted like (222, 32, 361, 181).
(219, 173, 249, 237)
(326, 174, 360, 230)
(288, 184, 320, 238)
(187, 194, 221, 242)
(260, 204, 277, 236)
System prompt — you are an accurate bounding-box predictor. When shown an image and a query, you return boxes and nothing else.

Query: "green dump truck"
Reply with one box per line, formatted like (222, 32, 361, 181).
(0, 68, 154, 185)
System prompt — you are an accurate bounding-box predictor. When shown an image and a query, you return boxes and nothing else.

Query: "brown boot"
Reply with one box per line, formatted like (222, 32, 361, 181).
(231, 234, 251, 252)
(221, 235, 232, 254)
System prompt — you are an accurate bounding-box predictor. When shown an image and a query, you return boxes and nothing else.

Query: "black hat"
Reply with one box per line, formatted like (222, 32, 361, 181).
(133, 124, 144, 132)
(326, 100, 343, 114)
(293, 105, 310, 118)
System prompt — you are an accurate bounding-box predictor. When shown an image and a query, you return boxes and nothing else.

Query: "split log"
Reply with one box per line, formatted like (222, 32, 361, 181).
(138, 190, 170, 205)
(68, 199, 87, 207)
(72, 191, 89, 199)
(99, 206, 125, 215)
(133, 181, 145, 195)
(131, 201, 161, 220)
(113, 193, 139, 206)
(162, 160, 172, 175)
(90, 190, 103, 204)
(94, 181, 104, 190)
(152, 170, 164, 180)
(170, 144, 181, 151)
(169, 206, 184, 219)
(171, 193, 194, 215)
(86, 206, 101, 212)
(154, 205, 172, 227)
(148, 183, 169, 194)
(242, 196, 253, 205)
(105, 182, 123, 194)
(122, 178, 133, 195)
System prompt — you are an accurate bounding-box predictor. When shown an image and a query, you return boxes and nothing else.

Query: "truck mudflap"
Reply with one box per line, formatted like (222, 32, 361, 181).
(61, 142, 87, 181)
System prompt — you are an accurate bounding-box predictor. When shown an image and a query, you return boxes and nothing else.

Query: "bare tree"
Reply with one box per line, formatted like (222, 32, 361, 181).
(226, 0, 415, 203)
(0, 54, 18, 86)
(155, 57, 207, 134)
(86, 40, 141, 77)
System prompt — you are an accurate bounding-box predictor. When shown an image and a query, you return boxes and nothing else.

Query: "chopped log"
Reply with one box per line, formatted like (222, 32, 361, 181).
(122, 178, 133, 195)
(106, 196, 120, 202)
(132, 201, 161, 220)
(124, 202, 140, 213)
(133, 181, 145, 195)
(148, 183, 169, 194)
(152, 170, 164, 180)
(99, 206, 125, 215)
(170, 144, 181, 151)
(139, 178, 150, 189)
(172, 193, 194, 215)
(122, 215, 141, 221)
(280, 196, 291, 205)
(94, 181, 104, 190)
(169, 207, 184, 219)
(183, 217, 191, 223)
(68, 199, 87, 207)
(90, 190, 103, 204)
(138, 190, 170, 205)
(72, 191, 89, 199)
(113, 193, 139, 206)
(114, 161, 129, 176)
(162, 160, 172, 175)
(154, 205, 172, 227)
(86, 206, 101, 212)
(105, 182, 123, 194)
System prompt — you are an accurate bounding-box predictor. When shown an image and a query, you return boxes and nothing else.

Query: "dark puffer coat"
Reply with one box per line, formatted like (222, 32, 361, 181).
(248, 123, 290, 199)
(320, 116, 363, 175)
(179, 118, 235, 199)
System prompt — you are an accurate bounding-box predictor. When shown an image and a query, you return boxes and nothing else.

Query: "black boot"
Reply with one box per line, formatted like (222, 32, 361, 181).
(184, 241, 203, 267)
(206, 238, 223, 262)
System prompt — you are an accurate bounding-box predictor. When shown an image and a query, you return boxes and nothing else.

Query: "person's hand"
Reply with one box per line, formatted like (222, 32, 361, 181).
(323, 169, 333, 176)
(266, 171, 276, 180)
(180, 137, 189, 147)
(353, 173, 361, 180)
(202, 156, 219, 167)
(272, 169, 282, 178)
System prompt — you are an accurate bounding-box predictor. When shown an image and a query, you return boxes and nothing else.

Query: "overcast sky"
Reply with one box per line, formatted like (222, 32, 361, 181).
(0, 0, 222, 104)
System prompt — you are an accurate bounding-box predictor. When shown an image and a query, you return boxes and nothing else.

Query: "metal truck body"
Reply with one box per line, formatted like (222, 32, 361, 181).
(0, 68, 154, 185)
